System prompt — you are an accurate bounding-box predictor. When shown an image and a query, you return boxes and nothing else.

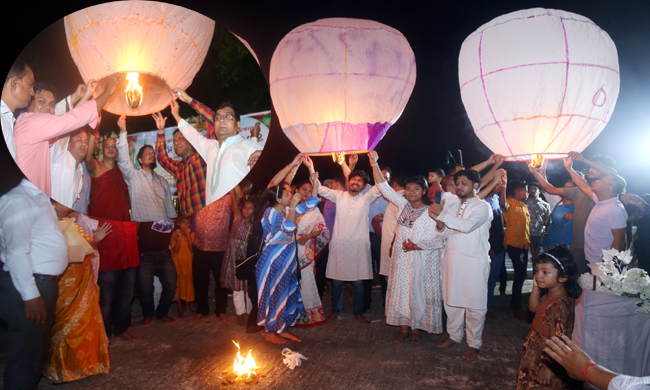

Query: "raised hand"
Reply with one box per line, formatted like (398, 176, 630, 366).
(248, 150, 261, 168)
(118, 115, 127, 133)
(367, 150, 379, 166)
(170, 96, 181, 120)
(348, 153, 359, 169)
(252, 122, 261, 139)
(568, 151, 584, 162)
(493, 168, 506, 183)
(303, 155, 315, 174)
(94, 222, 113, 243)
(152, 112, 167, 132)
(172, 88, 192, 104)
(563, 157, 573, 171)
(428, 199, 445, 218)
(290, 153, 304, 168)
(106, 73, 123, 95)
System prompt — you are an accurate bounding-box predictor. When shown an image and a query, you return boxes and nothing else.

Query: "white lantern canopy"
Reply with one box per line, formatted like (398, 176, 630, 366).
(459, 8, 620, 162)
(64, 1, 214, 116)
(270, 18, 416, 155)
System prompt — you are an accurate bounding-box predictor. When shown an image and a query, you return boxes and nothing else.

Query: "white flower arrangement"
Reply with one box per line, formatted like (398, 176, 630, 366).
(579, 249, 650, 313)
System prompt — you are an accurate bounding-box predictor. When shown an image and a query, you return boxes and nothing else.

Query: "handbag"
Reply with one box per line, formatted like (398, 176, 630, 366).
(236, 223, 264, 280)
(58, 218, 95, 263)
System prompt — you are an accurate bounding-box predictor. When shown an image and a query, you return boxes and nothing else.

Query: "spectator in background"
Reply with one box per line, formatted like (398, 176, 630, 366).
(427, 168, 445, 202)
(500, 179, 534, 320)
(622, 193, 650, 272)
(378, 175, 406, 306)
(2, 59, 35, 160)
(544, 181, 576, 249)
(526, 182, 551, 255)
(483, 172, 506, 314)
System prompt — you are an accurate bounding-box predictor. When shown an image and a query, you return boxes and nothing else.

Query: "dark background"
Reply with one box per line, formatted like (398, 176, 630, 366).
(2, 0, 649, 199)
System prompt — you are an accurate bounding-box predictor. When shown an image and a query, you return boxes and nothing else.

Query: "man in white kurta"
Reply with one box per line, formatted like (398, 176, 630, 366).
(317, 171, 381, 324)
(429, 169, 492, 359)
(170, 98, 262, 206)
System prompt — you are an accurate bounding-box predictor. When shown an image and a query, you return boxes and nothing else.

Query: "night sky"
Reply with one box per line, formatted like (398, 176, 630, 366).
(2, 0, 649, 198)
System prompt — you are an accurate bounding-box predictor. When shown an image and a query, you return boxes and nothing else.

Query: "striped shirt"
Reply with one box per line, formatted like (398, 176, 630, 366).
(116, 132, 177, 222)
(190, 99, 217, 140)
(156, 133, 206, 215)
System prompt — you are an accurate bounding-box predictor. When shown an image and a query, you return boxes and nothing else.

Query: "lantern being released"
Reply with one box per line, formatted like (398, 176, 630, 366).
(270, 18, 416, 155)
(459, 8, 620, 162)
(64, 1, 214, 116)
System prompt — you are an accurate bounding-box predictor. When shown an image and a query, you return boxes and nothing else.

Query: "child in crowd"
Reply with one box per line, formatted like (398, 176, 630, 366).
(221, 187, 255, 327)
(171, 216, 195, 317)
(517, 244, 582, 389)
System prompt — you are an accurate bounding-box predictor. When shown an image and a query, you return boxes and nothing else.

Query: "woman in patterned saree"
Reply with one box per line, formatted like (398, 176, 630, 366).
(368, 151, 445, 344)
(293, 179, 330, 328)
(44, 201, 112, 382)
(256, 175, 319, 344)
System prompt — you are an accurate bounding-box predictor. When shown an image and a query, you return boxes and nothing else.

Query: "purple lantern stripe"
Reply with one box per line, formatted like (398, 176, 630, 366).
(270, 72, 415, 86)
(476, 113, 608, 133)
(288, 25, 404, 37)
(479, 31, 515, 156)
(79, 29, 115, 73)
(558, 16, 570, 116)
(541, 116, 573, 153)
(313, 122, 392, 153)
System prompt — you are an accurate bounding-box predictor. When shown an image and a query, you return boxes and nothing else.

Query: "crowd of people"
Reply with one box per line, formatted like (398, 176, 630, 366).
(2, 59, 650, 390)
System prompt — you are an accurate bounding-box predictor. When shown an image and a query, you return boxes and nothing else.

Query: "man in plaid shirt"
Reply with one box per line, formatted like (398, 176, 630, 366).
(154, 112, 207, 215)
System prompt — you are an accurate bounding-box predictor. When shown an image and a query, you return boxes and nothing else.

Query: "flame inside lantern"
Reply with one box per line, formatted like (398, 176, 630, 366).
(125, 72, 143, 110)
(529, 154, 545, 169)
(232, 341, 257, 380)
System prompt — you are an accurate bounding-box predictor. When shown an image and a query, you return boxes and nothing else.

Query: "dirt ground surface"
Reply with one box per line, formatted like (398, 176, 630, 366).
(0, 279, 539, 390)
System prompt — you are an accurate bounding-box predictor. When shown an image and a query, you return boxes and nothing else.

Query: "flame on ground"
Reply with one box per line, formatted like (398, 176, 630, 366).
(125, 72, 143, 110)
(232, 341, 258, 379)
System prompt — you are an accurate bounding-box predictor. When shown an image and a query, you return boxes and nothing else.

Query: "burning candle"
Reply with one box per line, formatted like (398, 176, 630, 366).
(125, 72, 143, 110)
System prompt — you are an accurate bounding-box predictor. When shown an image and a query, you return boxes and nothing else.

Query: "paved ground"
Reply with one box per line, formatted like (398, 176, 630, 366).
(0, 280, 537, 390)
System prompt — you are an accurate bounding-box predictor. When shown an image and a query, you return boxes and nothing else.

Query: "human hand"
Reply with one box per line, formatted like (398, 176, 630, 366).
(172, 88, 192, 104)
(290, 193, 301, 208)
(493, 168, 506, 183)
(568, 151, 584, 162)
(545, 335, 595, 381)
(489, 249, 495, 259)
(252, 122, 261, 139)
(71, 83, 87, 103)
(310, 171, 320, 186)
(106, 73, 123, 95)
(563, 157, 573, 171)
(248, 150, 261, 168)
(563, 212, 574, 222)
(303, 155, 315, 174)
(296, 234, 310, 245)
(170, 97, 181, 120)
(367, 150, 379, 166)
(94, 222, 113, 243)
(494, 154, 505, 165)
(428, 200, 445, 218)
(372, 214, 384, 223)
(537, 365, 552, 385)
(25, 297, 47, 324)
(118, 115, 127, 133)
(348, 153, 358, 169)
(402, 239, 421, 252)
(152, 112, 167, 133)
(621, 193, 645, 208)
(175, 229, 182, 237)
(290, 153, 304, 168)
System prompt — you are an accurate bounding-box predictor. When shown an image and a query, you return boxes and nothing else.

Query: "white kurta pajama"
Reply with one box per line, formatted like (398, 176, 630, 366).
(318, 185, 381, 281)
(435, 196, 492, 349)
(378, 183, 445, 333)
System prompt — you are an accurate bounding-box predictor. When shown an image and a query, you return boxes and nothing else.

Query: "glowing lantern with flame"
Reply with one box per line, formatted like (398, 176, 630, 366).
(269, 18, 416, 156)
(64, 1, 214, 116)
(458, 8, 620, 163)
(232, 341, 257, 381)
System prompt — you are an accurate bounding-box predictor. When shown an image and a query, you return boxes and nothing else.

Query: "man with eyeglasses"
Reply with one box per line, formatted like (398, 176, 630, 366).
(170, 89, 263, 206)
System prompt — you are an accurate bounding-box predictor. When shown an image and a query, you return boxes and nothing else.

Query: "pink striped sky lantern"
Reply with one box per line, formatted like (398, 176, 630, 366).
(64, 1, 214, 116)
(269, 18, 416, 158)
(459, 8, 620, 167)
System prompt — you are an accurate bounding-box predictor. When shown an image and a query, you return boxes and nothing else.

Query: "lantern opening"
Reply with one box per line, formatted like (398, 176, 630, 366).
(125, 72, 144, 110)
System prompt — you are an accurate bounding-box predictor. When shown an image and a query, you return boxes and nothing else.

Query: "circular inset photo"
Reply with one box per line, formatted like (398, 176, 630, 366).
(2, 0, 271, 222)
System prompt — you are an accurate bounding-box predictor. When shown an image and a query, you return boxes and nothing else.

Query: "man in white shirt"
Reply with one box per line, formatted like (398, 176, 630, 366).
(116, 115, 177, 222)
(1, 59, 35, 160)
(0, 180, 68, 389)
(50, 129, 89, 209)
(428, 169, 493, 359)
(309, 155, 382, 325)
(169, 97, 262, 206)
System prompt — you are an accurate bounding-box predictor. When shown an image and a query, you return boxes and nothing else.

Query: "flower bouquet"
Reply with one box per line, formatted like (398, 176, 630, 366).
(578, 249, 650, 313)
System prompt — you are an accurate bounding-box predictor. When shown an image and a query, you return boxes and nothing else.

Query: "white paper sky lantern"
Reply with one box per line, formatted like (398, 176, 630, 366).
(459, 8, 620, 162)
(270, 18, 416, 155)
(64, 1, 214, 116)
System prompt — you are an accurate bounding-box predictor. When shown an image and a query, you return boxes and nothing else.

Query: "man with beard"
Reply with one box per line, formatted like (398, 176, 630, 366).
(428, 169, 493, 359)
(528, 152, 617, 273)
(116, 115, 177, 222)
(154, 111, 207, 215)
(310, 155, 382, 325)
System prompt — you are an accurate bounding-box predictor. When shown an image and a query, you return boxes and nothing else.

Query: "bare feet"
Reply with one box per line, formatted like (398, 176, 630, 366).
(462, 347, 479, 359)
(279, 332, 301, 342)
(219, 313, 230, 322)
(393, 331, 409, 343)
(115, 332, 138, 342)
(158, 316, 176, 323)
(191, 313, 204, 322)
(264, 333, 287, 344)
(355, 315, 371, 325)
(410, 331, 421, 344)
(141, 317, 152, 326)
(237, 315, 246, 327)
(325, 313, 339, 323)
(436, 337, 460, 348)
